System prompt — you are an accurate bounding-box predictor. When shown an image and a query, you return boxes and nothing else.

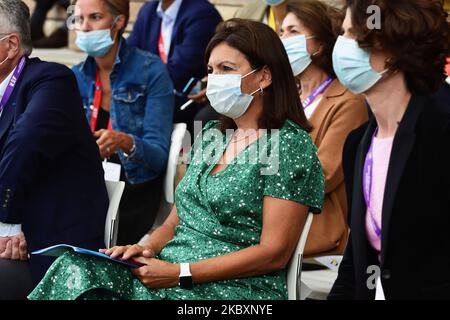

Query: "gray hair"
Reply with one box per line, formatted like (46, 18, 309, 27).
(0, 0, 32, 56)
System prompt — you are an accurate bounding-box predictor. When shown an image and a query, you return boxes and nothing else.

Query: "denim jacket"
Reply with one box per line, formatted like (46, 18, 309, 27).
(72, 39, 174, 184)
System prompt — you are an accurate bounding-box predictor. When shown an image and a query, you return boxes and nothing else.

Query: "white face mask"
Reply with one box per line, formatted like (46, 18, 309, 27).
(282, 34, 315, 76)
(206, 69, 262, 119)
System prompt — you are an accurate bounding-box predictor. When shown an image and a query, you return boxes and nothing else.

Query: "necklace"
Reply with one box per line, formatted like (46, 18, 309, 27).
(230, 130, 259, 143)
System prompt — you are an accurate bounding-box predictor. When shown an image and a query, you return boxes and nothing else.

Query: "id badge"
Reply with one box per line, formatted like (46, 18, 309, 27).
(103, 161, 121, 182)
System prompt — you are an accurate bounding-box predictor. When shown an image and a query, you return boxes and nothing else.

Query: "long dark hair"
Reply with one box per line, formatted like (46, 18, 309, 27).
(205, 19, 312, 133)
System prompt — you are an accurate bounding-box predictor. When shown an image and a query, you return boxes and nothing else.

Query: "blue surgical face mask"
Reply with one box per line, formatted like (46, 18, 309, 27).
(332, 36, 388, 94)
(75, 19, 118, 57)
(206, 69, 261, 119)
(282, 35, 315, 76)
(263, 0, 285, 5)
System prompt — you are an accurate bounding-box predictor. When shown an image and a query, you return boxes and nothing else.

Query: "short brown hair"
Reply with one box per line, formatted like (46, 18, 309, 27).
(287, 0, 344, 77)
(346, 0, 450, 95)
(205, 19, 312, 133)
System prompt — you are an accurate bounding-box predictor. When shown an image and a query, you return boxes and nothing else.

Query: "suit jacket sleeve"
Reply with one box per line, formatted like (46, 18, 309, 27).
(127, 2, 151, 49)
(0, 68, 82, 224)
(167, 8, 222, 88)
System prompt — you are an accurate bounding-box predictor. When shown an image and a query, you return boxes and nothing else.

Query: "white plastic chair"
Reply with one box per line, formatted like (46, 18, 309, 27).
(147, 123, 188, 233)
(104, 180, 125, 248)
(164, 123, 188, 204)
(286, 212, 314, 300)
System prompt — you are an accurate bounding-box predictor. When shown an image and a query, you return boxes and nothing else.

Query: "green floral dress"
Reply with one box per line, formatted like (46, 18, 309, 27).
(28, 120, 324, 300)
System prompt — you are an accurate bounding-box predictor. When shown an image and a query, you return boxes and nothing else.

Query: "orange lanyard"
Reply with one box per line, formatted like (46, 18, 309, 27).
(91, 71, 112, 132)
(158, 26, 168, 64)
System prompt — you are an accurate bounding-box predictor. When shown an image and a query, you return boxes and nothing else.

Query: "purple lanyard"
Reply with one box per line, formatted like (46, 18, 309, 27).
(302, 76, 334, 109)
(0, 57, 26, 114)
(363, 128, 382, 239)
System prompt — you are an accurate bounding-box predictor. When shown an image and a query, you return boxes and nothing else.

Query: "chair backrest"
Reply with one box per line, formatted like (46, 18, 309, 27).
(164, 123, 187, 204)
(286, 212, 314, 300)
(104, 180, 125, 248)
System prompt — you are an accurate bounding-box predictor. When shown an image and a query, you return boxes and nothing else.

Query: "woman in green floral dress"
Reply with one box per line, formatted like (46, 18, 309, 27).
(29, 19, 324, 301)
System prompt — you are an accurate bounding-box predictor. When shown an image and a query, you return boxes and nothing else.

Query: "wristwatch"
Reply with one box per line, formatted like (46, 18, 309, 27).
(179, 263, 193, 290)
(123, 135, 136, 158)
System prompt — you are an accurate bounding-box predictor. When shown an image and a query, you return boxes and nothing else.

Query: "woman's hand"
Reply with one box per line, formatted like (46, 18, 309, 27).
(100, 244, 155, 261)
(94, 129, 134, 159)
(187, 76, 208, 104)
(0, 233, 29, 261)
(188, 89, 207, 104)
(131, 257, 180, 289)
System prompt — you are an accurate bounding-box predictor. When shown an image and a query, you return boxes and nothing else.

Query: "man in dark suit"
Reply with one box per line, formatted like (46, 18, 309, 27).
(127, 0, 222, 132)
(0, 0, 108, 290)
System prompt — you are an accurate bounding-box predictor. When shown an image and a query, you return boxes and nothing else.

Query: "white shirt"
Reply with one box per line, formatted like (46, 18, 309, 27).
(0, 66, 22, 237)
(156, 0, 183, 58)
(446, 76, 450, 85)
(304, 97, 322, 119)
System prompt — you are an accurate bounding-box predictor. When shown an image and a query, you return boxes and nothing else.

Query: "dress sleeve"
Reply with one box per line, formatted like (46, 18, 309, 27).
(263, 127, 325, 214)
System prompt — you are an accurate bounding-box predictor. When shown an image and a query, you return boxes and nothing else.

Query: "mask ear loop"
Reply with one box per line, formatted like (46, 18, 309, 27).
(249, 85, 264, 96)
(110, 16, 121, 41)
(307, 36, 321, 58)
(0, 35, 10, 66)
(0, 56, 9, 66)
(242, 68, 259, 79)
(244, 67, 266, 96)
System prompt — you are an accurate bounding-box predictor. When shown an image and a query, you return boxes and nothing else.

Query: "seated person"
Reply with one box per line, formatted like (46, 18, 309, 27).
(127, 0, 222, 134)
(71, 0, 174, 245)
(280, 0, 368, 256)
(0, 0, 108, 286)
(328, 0, 450, 300)
(29, 19, 325, 300)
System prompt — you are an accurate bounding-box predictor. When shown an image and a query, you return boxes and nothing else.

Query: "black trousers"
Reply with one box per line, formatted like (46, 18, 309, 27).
(116, 175, 164, 246)
(0, 259, 33, 300)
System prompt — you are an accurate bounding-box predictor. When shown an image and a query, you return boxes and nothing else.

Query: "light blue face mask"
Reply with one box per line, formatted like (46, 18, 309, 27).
(75, 18, 118, 57)
(206, 69, 261, 119)
(332, 35, 388, 94)
(282, 35, 315, 76)
(263, 0, 285, 5)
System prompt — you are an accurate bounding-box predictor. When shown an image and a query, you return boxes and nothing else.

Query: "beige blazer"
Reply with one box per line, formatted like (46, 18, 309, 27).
(304, 79, 368, 257)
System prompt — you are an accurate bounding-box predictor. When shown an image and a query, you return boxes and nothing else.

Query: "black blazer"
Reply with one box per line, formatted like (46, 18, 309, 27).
(0, 58, 108, 283)
(328, 95, 450, 300)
